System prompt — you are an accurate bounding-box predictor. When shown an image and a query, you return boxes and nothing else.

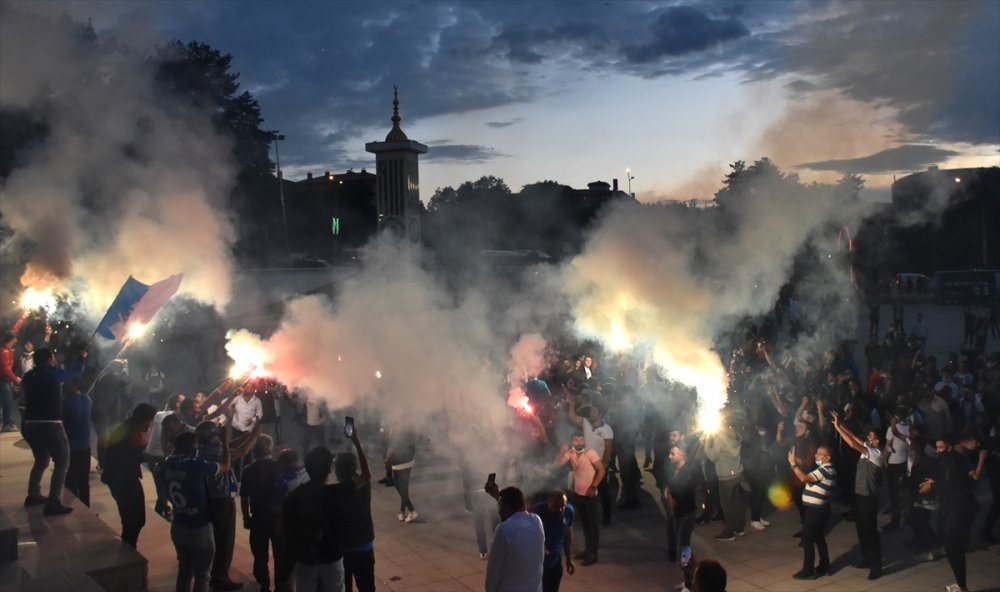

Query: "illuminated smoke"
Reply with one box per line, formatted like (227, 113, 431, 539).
(0, 5, 236, 322)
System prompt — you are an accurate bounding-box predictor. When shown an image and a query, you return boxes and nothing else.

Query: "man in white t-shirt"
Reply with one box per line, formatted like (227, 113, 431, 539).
(883, 412, 910, 530)
(230, 387, 262, 479)
(568, 399, 614, 525)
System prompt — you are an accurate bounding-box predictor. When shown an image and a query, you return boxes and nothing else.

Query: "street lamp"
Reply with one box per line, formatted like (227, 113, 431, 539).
(273, 133, 289, 254)
(625, 167, 635, 198)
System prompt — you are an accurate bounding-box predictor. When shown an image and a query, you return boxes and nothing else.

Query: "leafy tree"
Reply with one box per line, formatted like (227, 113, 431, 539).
(154, 41, 274, 176)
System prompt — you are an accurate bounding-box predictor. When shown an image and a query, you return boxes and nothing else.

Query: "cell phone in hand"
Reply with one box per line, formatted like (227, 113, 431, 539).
(345, 416, 355, 438)
(486, 473, 497, 489)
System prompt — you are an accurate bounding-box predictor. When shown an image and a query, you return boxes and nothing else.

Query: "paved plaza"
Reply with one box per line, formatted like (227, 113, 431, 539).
(2, 300, 999, 591)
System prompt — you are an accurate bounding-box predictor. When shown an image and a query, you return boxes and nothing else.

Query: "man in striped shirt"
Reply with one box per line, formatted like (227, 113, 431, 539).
(788, 446, 836, 580)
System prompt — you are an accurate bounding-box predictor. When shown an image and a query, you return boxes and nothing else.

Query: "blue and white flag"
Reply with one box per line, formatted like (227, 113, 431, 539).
(94, 274, 184, 340)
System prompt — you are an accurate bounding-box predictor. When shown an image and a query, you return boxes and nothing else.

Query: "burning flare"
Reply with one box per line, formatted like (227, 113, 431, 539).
(20, 287, 57, 313)
(127, 322, 147, 341)
(225, 329, 271, 380)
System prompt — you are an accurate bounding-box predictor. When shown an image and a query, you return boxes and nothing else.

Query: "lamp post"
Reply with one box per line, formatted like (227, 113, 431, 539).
(273, 133, 289, 254)
(625, 167, 635, 198)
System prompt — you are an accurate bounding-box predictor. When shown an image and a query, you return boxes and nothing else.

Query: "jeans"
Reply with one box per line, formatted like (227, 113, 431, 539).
(573, 493, 600, 559)
(801, 504, 830, 572)
(473, 492, 500, 554)
(343, 548, 376, 592)
(171, 522, 215, 592)
(393, 468, 414, 514)
(209, 497, 237, 583)
(0, 381, 15, 425)
(294, 559, 344, 592)
(146, 455, 168, 513)
(66, 447, 91, 506)
(110, 478, 146, 548)
(666, 510, 695, 563)
(23, 422, 70, 503)
(717, 477, 747, 534)
(542, 560, 563, 592)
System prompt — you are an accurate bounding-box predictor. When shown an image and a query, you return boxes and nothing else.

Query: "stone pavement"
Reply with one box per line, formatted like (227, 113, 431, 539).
(4, 424, 998, 592)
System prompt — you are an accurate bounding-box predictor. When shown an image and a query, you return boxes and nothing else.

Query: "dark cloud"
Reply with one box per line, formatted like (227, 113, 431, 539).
(749, 1, 1000, 146)
(623, 5, 750, 63)
(63, 0, 995, 171)
(797, 145, 960, 175)
(486, 119, 522, 129)
(422, 143, 505, 163)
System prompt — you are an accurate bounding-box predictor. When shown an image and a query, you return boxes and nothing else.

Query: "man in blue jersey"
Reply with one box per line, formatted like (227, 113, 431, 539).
(163, 430, 231, 592)
(529, 490, 575, 592)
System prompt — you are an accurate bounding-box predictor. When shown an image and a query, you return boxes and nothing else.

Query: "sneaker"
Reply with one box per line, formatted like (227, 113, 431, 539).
(759, 519, 771, 526)
(42, 503, 72, 516)
(24, 495, 48, 507)
(581, 555, 598, 566)
(714, 531, 736, 541)
(479, 553, 487, 560)
(404, 511, 419, 522)
(397, 513, 405, 522)
(815, 565, 832, 577)
(792, 569, 817, 580)
(735, 530, 746, 537)
(924, 552, 937, 562)
(750, 520, 767, 530)
(945, 584, 969, 592)
(1, 424, 18, 432)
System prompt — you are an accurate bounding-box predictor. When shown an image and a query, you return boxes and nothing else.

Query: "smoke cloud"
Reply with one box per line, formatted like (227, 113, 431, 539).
(0, 5, 236, 321)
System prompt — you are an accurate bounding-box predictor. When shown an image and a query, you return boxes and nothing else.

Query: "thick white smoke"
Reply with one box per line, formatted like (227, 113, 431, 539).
(0, 5, 236, 321)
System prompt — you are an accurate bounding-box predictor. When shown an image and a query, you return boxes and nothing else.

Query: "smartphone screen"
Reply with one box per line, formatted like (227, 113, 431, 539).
(486, 472, 497, 488)
(345, 416, 355, 438)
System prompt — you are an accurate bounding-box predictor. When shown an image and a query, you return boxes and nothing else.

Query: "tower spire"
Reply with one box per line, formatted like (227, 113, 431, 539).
(386, 85, 408, 142)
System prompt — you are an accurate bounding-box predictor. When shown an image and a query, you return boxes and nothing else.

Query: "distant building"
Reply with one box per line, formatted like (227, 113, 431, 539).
(281, 88, 429, 261)
(890, 166, 1000, 270)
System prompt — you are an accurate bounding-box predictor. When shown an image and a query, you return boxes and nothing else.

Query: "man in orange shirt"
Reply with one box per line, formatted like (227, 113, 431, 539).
(555, 432, 605, 566)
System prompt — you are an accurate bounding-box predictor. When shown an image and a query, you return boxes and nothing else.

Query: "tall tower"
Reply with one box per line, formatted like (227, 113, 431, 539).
(365, 87, 428, 243)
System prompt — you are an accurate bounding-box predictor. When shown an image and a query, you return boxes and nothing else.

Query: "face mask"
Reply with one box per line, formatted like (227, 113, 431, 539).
(573, 444, 585, 452)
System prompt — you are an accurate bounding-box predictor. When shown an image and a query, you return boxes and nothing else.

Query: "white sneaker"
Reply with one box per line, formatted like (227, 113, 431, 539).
(945, 584, 968, 592)
(404, 511, 419, 522)
(397, 513, 405, 522)
(735, 530, 746, 537)
(759, 519, 771, 526)
(479, 552, 487, 560)
(751, 521, 767, 530)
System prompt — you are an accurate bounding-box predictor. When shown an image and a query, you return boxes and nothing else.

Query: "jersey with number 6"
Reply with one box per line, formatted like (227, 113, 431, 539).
(162, 453, 219, 528)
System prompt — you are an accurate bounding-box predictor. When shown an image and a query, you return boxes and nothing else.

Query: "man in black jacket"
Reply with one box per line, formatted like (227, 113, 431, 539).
(21, 346, 87, 516)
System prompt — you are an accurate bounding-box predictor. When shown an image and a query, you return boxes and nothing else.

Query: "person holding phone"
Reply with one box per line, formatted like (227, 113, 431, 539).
(483, 482, 545, 592)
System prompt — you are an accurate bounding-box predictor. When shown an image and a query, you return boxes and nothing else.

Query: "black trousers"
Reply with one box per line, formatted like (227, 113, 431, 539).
(344, 548, 376, 592)
(110, 478, 145, 548)
(942, 507, 970, 589)
(542, 561, 563, 592)
(854, 494, 881, 575)
(66, 447, 91, 507)
(209, 497, 237, 583)
(885, 462, 906, 524)
(573, 493, 600, 559)
(249, 517, 283, 591)
(801, 504, 830, 571)
(984, 465, 1000, 535)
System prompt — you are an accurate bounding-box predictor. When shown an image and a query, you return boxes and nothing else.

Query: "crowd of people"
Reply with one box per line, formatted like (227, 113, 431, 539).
(2, 296, 999, 592)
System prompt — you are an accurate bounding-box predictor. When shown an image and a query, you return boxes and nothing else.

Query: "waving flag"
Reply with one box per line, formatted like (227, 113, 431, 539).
(94, 274, 184, 340)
